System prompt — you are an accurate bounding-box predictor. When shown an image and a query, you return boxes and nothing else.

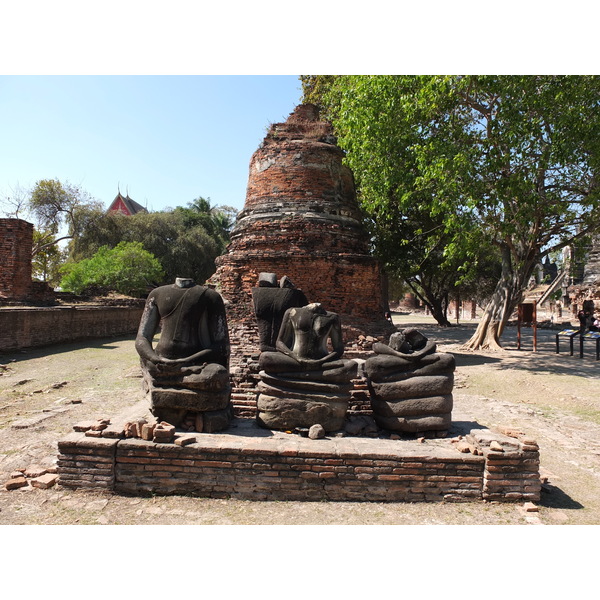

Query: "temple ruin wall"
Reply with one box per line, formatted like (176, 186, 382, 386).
(0, 306, 144, 351)
(0, 218, 33, 301)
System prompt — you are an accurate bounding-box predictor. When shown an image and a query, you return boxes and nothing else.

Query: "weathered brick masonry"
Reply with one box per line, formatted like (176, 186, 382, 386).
(0, 306, 144, 351)
(0, 218, 34, 301)
(57, 425, 541, 503)
(212, 104, 394, 413)
(212, 104, 391, 333)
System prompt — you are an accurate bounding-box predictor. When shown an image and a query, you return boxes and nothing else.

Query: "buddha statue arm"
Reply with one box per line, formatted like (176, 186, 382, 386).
(135, 297, 164, 363)
(275, 310, 299, 361)
(373, 340, 437, 360)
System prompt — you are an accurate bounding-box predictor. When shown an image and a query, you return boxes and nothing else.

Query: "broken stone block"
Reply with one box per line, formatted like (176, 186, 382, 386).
(308, 424, 326, 440)
(5, 477, 28, 491)
(30, 473, 59, 489)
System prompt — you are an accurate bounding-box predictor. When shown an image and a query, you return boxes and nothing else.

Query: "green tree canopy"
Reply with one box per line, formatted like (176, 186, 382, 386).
(60, 241, 164, 296)
(32, 230, 65, 286)
(27, 179, 103, 255)
(69, 198, 236, 286)
(303, 75, 600, 348)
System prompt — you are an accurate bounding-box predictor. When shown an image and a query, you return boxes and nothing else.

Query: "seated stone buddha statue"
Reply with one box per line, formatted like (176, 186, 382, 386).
(135, 277, 232, 432)
(365, 329, 455, 434)
(256, 303, 357, 432)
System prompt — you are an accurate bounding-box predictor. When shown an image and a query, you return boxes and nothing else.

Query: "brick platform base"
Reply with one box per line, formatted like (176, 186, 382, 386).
(57, 419, 541, 503)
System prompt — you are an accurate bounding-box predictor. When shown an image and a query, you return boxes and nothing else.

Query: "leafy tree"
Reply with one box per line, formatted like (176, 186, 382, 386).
(60, 241, 164, 296)
(303, 75, 600, 349)
(69, 200, 236, 286)
(32, 230, 66, 286)
(27, 179, 103, 255)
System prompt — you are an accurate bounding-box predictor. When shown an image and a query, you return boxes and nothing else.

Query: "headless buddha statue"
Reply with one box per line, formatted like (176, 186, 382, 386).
(135, 277, 232, 432)
(256, 303, 357, 432)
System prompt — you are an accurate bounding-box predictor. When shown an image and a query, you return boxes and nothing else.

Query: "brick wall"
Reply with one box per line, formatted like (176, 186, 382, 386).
(0, 218, 33, 300)
(0, 306, 144, 351)
(57, 425, 541, 503)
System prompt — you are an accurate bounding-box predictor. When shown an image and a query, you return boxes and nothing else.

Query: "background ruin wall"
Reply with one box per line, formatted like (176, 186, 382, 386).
(0, 218, 34, 301)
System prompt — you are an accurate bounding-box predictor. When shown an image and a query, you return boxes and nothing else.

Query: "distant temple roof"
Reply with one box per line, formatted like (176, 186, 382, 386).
(107, 192, 147, 216)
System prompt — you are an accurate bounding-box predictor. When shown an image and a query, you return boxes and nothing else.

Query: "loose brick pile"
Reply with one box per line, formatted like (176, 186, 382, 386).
(4, 463, 59, 491)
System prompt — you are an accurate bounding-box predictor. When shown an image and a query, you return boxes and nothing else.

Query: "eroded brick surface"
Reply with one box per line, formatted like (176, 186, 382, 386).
(212, 104, 391, 332)
(0, 218, 33, 301)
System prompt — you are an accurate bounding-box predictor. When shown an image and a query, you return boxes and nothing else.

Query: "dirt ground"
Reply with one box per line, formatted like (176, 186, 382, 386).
(1, 312, 600, 528)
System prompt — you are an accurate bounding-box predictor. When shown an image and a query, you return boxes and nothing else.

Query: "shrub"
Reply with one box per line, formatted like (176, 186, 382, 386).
(60, 241, 164, 296)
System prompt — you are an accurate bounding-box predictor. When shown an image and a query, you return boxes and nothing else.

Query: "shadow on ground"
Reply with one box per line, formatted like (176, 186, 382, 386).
(539, 484, 584, 510)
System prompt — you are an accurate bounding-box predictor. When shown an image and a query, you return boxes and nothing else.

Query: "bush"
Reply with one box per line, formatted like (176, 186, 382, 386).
(60, 241, 164, 296)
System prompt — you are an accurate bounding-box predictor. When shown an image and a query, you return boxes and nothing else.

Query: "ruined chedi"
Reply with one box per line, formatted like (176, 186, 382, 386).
(213, 104, 390, 334)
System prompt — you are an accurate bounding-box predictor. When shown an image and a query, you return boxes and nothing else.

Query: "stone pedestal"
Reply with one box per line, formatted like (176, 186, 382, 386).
(256, 365, 356, 432)
(142, 362, 232, 433)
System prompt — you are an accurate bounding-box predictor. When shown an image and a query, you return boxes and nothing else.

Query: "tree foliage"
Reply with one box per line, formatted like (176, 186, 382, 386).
(69, 197, 235, 286)
(303, 75, 600, 347)
(32, 230, 65, 286)
(27, 179, 104, 255)
(60, 241, 164, 296)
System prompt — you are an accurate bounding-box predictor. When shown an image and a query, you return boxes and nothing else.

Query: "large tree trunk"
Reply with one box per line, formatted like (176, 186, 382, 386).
(463, 245, 533, 351)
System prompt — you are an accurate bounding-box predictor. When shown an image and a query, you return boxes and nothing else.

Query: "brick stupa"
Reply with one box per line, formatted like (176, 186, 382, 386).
(213, 104, 391, 338)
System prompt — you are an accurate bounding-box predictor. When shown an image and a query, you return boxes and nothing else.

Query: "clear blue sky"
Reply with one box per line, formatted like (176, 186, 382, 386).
(0, 76, 303, 215)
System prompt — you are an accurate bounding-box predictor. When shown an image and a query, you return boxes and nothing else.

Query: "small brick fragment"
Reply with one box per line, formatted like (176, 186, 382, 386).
(455, 441, 474, 454)
(24, 464, 47, 478)
(30, 473, 59, 489)
(90, 419, 110, 431)
(523, 501, 539, 512)
(102, 425, 125, 439)
(175, 435, 197, 447)
(73, 421, 95, 432)
(5, 477, 28, 490)
(490, 441, 504, 452)
(85, 430, 103, 437)
(141, 423, 156, 441)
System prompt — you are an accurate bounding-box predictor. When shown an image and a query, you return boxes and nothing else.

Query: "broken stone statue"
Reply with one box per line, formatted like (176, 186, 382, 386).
(256, 303, 357, 432)
(365, 329, 455, 433)
(252, 272, 308, 351)
(135, 277, 232, 432)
